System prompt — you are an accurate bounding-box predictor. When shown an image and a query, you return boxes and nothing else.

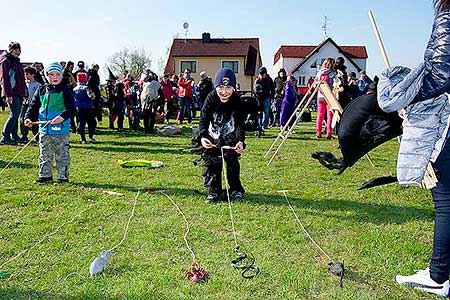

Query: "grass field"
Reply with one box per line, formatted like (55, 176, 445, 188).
(0, 110, 438, 300)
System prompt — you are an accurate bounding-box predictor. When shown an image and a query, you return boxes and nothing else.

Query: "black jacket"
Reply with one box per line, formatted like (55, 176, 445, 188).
(199, 91, 245, 147)
(197, 78, 213, 102)
(274, 76, 287, 98)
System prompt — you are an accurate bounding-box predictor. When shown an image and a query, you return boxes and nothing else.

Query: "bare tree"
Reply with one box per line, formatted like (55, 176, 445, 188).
(107, 47, 151, 79)
(157, 45, 171, 77)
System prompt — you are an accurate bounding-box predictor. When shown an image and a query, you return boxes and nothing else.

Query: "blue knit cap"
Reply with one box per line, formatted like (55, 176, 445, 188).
(45, 62, 63, 75)
(213, 68, 236, 89)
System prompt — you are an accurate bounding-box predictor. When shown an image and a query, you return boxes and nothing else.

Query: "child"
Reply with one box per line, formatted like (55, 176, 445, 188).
(20, 67, 41, 143)
(315, 58, 337, 139)
(199, 68, 245, 203)
(73, 72, 96, 144)
(24, 62, 76, 184)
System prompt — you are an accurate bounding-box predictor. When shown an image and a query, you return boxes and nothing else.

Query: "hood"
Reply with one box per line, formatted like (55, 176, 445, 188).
(377, 64, 427, 113)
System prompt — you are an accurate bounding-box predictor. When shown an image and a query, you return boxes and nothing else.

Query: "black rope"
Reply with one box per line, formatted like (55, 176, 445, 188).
(230, 246, 260, 279)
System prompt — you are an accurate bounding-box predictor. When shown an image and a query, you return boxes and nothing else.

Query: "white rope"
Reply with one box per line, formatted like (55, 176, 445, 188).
(0, 196, 103, 271)
(282, 191, 333, 262)
(0, 131, 40, 176)
(0, 120, 53, 177)
(108, 191, 140, 252)
(158, 191, 196, 262)
(221, 147, 239, 248)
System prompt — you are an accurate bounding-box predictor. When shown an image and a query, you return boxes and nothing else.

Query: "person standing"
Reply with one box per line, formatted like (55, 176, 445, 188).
(141, 73, 160, 134)
(379, 1, 450, 297)
(20, 67, 41, 143)
(272, 68, 287, 127)
(315, 58, 336, 139)
(160, 74, 175, 123)
(24, 62, 76, 184)
(254, 67, 274, 129)
(357, 70, 373, 95)
(197, 71, 213, 112)
(0, 42, 26, 145)
(73, 72, 96, 144)
(280, 76, 298, 129)
(87, 64, 102, 126)
(177, 68, 194, 124)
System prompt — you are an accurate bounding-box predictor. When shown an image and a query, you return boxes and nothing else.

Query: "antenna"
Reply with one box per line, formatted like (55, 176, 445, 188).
(183, 22, 189, 41)
(322, 16, 329, 38)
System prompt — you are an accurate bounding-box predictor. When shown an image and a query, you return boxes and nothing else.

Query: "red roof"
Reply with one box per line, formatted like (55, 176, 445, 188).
(165, 38, 260, 76)
(274, 41, 367, 64)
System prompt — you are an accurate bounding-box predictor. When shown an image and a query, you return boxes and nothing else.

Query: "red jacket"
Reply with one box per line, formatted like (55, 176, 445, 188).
(160, 80, 174, 102)
(177, 76, 194, 97)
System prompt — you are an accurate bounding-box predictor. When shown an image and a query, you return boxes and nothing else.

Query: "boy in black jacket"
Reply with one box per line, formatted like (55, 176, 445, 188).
(199, 68, 245, 203)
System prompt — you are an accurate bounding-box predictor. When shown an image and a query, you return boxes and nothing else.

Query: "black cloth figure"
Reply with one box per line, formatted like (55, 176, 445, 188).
(87, 68, 102, 123)
(338, 92, 403, 167)
(106, 81, 124, 130)
(199, 90, 245, 195)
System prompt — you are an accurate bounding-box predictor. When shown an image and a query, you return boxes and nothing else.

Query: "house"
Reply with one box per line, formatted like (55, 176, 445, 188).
(164, 33, 262, 91)
(273, 37, 368, 94)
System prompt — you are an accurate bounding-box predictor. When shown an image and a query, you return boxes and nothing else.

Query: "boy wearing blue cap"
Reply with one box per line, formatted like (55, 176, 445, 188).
(24, 62, 76, 184)
(199, 68, 246, 203)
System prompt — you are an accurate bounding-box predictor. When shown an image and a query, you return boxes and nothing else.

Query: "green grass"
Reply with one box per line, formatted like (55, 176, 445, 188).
(0, 111, 438, 299)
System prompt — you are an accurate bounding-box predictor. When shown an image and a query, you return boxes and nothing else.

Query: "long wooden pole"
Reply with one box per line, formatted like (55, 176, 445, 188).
(368, 11, 391, 69)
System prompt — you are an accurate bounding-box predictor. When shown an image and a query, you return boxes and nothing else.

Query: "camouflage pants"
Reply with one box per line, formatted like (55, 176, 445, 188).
(39, 134, 70, 180)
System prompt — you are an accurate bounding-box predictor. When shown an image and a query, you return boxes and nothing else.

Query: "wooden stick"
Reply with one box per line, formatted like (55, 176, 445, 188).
(31, 121, 50, 125)
(368, 11, 391, 69)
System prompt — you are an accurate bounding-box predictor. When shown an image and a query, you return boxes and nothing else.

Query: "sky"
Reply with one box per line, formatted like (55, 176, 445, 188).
(0, 0, 435, 79)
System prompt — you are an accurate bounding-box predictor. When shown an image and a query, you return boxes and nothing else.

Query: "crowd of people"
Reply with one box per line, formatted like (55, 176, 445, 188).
(0, 45, 216, 145)
(252, 58, 377, 138)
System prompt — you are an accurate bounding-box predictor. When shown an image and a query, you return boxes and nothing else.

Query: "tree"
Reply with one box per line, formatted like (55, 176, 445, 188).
(107, 47, 151, 79)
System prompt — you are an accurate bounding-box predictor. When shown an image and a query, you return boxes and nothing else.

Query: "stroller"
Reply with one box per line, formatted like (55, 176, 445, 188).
(240, 91, 260, 134)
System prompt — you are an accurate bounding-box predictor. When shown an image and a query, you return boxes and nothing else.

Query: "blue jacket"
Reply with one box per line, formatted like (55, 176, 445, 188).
(377, 8, 450, 186)
(378, 64, 450, 186)
(414, 9, 450, 101)
(74, 83, 93, 109)
(25, 83, 76, 136)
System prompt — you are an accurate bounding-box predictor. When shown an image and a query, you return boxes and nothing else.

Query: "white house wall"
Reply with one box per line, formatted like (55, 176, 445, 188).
(291, 41, 367, 86)
(273, 57, 303, 76)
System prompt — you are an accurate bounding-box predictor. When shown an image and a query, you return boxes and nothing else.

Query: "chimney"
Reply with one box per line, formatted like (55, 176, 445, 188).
(202, 32, 211, 43)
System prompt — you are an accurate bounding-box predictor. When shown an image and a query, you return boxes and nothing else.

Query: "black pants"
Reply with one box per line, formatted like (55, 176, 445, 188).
(142, 106, 156, 134)
(109, 107, 124, 130)
(77, 108, 95, 141)
(20, 104, 38, 139)
(202, 149, 244, 195)
(430, 137, 450, 283)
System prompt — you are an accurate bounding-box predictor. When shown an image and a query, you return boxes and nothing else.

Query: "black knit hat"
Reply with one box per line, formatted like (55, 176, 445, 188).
(213, 68, 236, 89)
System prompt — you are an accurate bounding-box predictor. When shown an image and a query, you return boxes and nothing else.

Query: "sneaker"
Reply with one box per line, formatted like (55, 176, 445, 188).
(396, 268, 450, 297)
(205, 193, 221, 204)
(56, 179, 69, 184)
(230, 191, 243, 202)
(0, 138, 17, 145)
(81, 140, 87, 144)
(89, 138, 97, 144)
(18, 137, 29, 144)
(34, 177, 53, 184)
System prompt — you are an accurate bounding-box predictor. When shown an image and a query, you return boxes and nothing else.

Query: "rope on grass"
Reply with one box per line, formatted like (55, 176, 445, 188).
(109, 191, 140, 252)
(158, 190, 196, 262)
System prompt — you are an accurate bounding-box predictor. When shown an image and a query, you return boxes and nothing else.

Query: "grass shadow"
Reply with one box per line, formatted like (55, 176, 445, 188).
(0, 160, 34, 169)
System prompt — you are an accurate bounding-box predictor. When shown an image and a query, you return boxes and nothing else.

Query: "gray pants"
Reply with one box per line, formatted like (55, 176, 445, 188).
(39, 134, 70, 180)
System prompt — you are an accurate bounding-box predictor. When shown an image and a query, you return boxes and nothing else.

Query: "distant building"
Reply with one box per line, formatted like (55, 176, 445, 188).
(164, 33, 262, 91)
(273, 37, 368, 93)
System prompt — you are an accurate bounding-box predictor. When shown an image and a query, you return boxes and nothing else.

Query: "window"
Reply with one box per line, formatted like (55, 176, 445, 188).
(298, 76, 306, 86)
(222, 61, 239, 73)
(180, 61, 197, 73)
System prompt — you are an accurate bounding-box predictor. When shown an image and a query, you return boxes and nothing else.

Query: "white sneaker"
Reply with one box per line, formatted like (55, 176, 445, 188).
(396, 268, 449, 297)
